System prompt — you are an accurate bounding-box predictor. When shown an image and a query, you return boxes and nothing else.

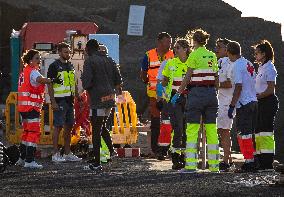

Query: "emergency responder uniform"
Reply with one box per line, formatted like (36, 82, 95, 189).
(217, 57, 234, 170)
(231, 57, 257, 171)
(161, 57, 188, 169)
(17, 64, 45, 168)
(255, 60, 278, 169)
(183, 46, 219, 172)
(142, 48, 174, 157)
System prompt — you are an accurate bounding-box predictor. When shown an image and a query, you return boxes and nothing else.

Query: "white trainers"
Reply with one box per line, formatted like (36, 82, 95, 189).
(63, 152, 82, 162)
(52, 152, 66, 162)
(15, 158, 25, 167)
(24, 161, 43, 169)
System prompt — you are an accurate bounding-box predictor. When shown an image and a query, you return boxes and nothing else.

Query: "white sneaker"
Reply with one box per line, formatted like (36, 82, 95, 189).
(24, 161, 43, 169)
(15, 158, 25, 167)
(52, 152, 66, 162)
(63, 152, 82, 162)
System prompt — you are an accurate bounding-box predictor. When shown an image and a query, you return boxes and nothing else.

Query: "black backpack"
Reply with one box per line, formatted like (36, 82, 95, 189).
(0, 142, 19, 173)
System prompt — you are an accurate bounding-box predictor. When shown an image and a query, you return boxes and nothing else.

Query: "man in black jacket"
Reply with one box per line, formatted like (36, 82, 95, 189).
(82, 39, 123, 171)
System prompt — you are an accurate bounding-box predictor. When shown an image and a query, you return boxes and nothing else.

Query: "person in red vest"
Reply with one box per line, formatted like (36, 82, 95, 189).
(140, 32, 174, 160)
(16, 49, 53, 169)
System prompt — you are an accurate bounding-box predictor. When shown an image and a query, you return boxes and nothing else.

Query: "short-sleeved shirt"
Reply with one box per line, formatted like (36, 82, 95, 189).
(157, 60, 168, 81)
(218, 57, 234, 105)
(47, 59, 74, 102)
(186, 46, 218, 72)
(232, 57, 257, 108)
(255, 60, 277, 94)
(30, 70, 43, 87)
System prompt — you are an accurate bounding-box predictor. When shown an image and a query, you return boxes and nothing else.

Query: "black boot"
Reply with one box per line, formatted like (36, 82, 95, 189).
(171, 153, 183, 170)
(259, 153, 274, 170)
(19, 143, 26, 160)
(179, 153, 185, 168)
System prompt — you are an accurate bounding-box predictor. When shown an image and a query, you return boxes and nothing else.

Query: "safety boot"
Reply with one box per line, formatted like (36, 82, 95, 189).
(171, 153, 183, 170)
(179, 153, 186, 168)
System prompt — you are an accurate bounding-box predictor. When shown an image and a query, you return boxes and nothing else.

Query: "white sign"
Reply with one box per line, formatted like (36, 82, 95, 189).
(127, 5, 146, 36)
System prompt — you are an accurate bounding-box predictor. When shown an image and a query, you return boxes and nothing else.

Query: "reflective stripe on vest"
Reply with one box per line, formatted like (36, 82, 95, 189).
(53, 70, 75, 98)
(18, 92, 42, 99)
(18, 101, 42, 109)
(172, 77, 183, 91)
(191, 69, 216, 86)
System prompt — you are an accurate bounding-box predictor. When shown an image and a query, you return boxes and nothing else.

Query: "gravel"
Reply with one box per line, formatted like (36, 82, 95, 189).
(1, 157, 284, 196)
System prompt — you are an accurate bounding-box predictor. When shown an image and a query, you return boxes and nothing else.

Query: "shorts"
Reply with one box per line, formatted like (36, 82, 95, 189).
(90, 108, 112, 117)
(217, 105, 234, 129)
(53, 99, 75, 127)
(236, 101, 257, 134)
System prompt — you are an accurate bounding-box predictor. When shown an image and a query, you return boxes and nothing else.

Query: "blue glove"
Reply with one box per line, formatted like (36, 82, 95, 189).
(156, 83, 165, 97)
(171, 93, 180, 104)
(228, 105, 235, 119)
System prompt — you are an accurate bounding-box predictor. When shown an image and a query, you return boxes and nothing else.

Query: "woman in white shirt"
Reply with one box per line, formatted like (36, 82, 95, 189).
(254, 40, 278, 170)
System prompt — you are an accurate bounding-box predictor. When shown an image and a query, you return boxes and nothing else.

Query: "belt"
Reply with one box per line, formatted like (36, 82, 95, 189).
(189, 85, 215, 88)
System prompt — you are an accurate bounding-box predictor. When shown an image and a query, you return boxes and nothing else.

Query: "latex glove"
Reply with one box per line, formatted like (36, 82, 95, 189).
(228, 105, 235, 119)
(156, 82, 165, 98)
(171, 93, 180, 105)
(51, 75, 63, 85)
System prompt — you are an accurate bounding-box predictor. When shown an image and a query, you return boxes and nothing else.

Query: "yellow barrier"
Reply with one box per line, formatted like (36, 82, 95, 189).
(112, 91, 138, 144)
(5, 91, 138, 146)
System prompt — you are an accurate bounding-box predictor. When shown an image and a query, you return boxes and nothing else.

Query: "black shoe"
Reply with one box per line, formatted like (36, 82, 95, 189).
(84, 164, 102, 171)
(219, 161, 230, 171)
(156, 153, 166, 161)
(171, 153, 183, 170)
(179, 153, 185, 168)
(235, 162, 256, 173)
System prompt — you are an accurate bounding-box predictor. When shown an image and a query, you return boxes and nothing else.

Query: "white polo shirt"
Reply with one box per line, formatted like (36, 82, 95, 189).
(232, 57, 257, 108)
(218, 57, 234, 105)
(255, 60, 277, 94)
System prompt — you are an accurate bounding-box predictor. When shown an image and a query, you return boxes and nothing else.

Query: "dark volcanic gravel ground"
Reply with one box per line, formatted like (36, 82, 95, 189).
(1, 158, 284, 197)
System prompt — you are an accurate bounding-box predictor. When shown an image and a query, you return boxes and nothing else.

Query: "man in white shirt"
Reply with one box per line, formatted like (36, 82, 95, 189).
(227, 41, 257, 172)
(215, 38, 234, 171)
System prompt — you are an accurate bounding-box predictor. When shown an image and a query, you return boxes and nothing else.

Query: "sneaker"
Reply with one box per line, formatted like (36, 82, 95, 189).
(24, 161, 43, 169)
(15, 158, 25, 167)
(83, 164, 102, 172)
(52, 152, 66, 162)
(63, 152, 82, 162)
(179, 168, 197, 174)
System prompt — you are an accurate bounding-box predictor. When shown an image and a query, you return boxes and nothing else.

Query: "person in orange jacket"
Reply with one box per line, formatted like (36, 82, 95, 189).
(16, 49, 53, 169)
(140, 32, 174, 160)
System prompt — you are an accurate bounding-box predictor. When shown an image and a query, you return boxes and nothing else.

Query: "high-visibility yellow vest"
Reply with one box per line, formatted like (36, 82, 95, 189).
(53, 70, 75, 97)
